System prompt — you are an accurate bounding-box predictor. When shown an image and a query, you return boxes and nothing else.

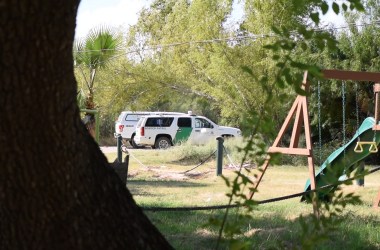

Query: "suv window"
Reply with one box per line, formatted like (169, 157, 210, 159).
(136, 118, 144, 127)
(195, 118, 213, 128)
(145, 117, 174, 127)
(125, 114, 143, 121)
(177, 117, 191, 127)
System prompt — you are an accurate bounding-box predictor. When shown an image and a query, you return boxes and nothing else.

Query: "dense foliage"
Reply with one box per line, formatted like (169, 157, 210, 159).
(74, 0, 379, 152)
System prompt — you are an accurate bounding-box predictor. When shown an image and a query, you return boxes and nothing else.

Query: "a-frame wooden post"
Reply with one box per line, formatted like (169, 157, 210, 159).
(249, 71, 319, 216)
(373, 83, 380, 208)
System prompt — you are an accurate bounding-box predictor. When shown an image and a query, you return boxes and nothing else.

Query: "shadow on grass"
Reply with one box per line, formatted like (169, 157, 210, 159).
(127, 179, 210, 196)
(145, 208, 380, 250)
(127, 179, 209, 188)
(169, 157, 215, 166)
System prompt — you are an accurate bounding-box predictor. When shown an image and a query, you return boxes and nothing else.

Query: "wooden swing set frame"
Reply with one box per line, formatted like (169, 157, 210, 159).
(250, 69, 380, 214)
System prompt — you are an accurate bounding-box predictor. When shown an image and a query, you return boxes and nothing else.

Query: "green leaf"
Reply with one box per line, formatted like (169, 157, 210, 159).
(271, 26, 281, 35)
(240, 66, 253, 76)
(332, 2, 340, 14)
(276, 62, 286, 68)
(277, 78, 285, 88)
(306, 65, 322, 78)
(290, 61, 309, 70)
(244, 199, 258, 207)
(321, 2, 329, 14)
(221, 175, 230, 187)
(342, 3, 348, 11)
(300, 42, 308, 51)
(310, 12, 320, 25)
(283, 68, 292, 84)
(281, 27, 290, 37)
(303, 30, 314, 40)
(295, 86, 307, 96)
(326, 38, 338, 51)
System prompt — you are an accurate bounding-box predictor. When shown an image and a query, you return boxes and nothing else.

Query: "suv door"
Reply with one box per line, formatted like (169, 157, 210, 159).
(191, 117, 216, 145)
(174, 117, 192, 144)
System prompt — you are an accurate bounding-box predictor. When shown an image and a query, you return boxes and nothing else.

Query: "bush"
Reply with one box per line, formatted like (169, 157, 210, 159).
(168, 137, 247, 166)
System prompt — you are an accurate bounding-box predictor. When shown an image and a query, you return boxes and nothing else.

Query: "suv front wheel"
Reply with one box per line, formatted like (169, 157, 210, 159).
(154, 136, 172, 149)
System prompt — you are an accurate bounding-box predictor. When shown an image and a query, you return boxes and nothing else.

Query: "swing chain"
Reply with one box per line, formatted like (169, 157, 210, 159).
(341, 81, 348, 170)
(355, 82, 360, 131)
(342, 81, 346, 148)
(355, 82, 360, 142)
(353, 82, 378, 154)
(318, 81, 322, 165)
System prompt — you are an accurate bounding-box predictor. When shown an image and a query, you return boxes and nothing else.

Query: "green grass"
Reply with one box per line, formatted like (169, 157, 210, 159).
(103, 142, 380, 249)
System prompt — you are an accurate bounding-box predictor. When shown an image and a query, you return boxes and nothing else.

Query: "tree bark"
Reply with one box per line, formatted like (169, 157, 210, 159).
(0, 1, 172, 249)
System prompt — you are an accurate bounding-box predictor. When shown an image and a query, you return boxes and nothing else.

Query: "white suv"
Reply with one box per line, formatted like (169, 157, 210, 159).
(115, 111, 184, 148)
(134, 113, 241, 149)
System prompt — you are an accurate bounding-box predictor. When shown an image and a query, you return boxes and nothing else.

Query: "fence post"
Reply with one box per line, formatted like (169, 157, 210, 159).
(124, 154, 130, 183)
(116, 134, 123, 163)
(356, 161, 365, 186)
(216, 137, 224, 176)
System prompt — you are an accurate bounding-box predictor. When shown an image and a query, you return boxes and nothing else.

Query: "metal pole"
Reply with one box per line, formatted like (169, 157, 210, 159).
(117, 134, 122, 163)
(216, 137, 224, 176)
(95, 111, 100, 143)
(124, 154, 129, 183)
(356, 161, 365, 186)
(374, 83, 380, 126)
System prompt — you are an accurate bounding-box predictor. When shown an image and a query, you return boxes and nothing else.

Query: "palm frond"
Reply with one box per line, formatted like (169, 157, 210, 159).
(74, 25, 123, 69)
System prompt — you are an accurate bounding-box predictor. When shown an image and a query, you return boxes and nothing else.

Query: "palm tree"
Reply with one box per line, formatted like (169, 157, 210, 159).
(74, 26, 122, 138)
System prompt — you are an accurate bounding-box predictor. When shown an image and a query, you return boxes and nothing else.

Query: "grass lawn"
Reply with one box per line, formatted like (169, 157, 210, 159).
(104, 145, 380, 249)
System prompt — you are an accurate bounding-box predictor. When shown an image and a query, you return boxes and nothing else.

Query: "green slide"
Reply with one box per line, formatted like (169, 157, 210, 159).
(302, 117, 380, 202)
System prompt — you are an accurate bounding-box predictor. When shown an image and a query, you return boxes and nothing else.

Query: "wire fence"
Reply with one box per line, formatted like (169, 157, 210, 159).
(141, 166, 380, 212)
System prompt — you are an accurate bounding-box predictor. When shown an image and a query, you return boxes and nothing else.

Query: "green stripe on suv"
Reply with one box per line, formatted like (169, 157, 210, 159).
(173, 127, 193, 144)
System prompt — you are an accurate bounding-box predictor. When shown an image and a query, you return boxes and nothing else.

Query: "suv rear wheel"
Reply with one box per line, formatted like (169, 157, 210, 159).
(130, 135, 142, 149)
(155, 136, 172, 149)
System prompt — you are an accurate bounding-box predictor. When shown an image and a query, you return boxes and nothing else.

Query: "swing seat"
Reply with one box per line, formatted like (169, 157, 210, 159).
(369, 143, 378, 153)
(354, 142, 363, 153)
(354, 141, 378, 153)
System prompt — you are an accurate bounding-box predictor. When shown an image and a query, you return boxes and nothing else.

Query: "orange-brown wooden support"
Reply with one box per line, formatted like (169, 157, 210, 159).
(373, 84, 380, 131)
(374, 188, 380, 208)
(312, 71, 380, 209)
(249, 69, 380, 214)
(249, 71, 319, 216)
(373, 83, 380, 209)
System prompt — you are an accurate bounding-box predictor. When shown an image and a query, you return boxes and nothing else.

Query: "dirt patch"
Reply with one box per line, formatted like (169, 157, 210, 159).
(127, 171, 139, 178)
(185, 170, 213, 179)
(154, 172, 189, 181)
(195, 228, 217, 237)
(142, 166, 213, 180)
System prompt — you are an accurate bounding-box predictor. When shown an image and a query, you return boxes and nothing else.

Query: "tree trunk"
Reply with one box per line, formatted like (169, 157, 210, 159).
(0, 1, 172, 249)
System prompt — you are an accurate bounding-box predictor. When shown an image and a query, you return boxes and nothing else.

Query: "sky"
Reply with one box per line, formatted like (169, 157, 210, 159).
(75, 0, 345, 39)
(75, 0, 152, 39)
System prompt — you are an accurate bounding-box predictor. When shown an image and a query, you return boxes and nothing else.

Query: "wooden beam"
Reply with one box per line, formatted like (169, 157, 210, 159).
(322, 70, 380, 82)
(272, 97, 301, 147)
(268, 147, 311, 156)
(374, 83, 380, 126)
(374, 187, 380, 208)
(373, 125, 380, 131)
(289, 100, 303, 148)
